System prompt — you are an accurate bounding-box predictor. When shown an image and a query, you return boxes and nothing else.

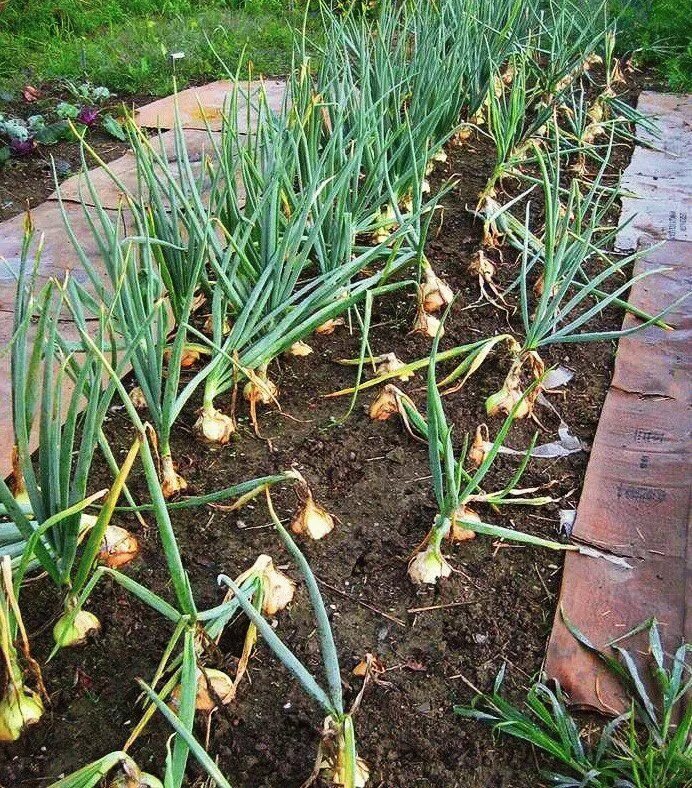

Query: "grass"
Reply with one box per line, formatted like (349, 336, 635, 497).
(0, 1, 312, 96)
(612, 0, 692, 90)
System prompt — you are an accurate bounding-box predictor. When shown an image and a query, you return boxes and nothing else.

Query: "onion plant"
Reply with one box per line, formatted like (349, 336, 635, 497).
(529, 0, 610, 96)
(408, 328, 576, 586)
(56, 144, 209, 497)
(219, 488, 368, 787)
(47, 752, 163, 788)
(51, 320, 307, 788)
(479, 51, 558, 202)
(0, 556, 44, 742)
(483, 142, 680, 420)
(455, 615, 691, 787)
(132, 82, 424, 442)
(0, 243, 142, 646)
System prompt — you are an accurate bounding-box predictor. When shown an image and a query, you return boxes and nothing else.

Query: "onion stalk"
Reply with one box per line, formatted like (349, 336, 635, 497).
(218, 489, 367, 787)
(407, 327, 576, 586)
(483, 139, 680, 419)
(0, 556, 44, 742)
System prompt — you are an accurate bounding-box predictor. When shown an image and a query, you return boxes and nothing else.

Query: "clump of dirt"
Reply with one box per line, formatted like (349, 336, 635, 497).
(0, 72, 647, 787)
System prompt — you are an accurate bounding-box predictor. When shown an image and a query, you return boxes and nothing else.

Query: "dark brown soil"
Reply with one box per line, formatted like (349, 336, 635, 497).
(0, 84, 150, 222)
(0, 72, 646, 788)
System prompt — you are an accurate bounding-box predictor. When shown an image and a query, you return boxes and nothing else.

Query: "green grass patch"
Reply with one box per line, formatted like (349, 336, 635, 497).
(613, 0, 692, 91)
(0, 1, 313, 96)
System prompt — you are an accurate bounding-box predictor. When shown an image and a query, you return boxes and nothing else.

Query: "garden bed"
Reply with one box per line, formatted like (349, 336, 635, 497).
(0, 80, 642, 785)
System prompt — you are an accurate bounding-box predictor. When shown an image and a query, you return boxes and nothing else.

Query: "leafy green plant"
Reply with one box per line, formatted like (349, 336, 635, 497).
(0, 236, 142, 645)
(56, 144, 210, 497)
(48, 752, 163, 788)
(218, 488, 369, 787)
(482, 139, 680, 420)
(406, 325, 576, 586)
(455, 615, 691, 787)
(0, 556, 45, 742)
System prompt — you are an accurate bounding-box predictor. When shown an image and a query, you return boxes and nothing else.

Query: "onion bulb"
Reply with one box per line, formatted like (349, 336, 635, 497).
(53, 608, 100, 647)
(171, 667, 235, 713)
(374, 353, 413, 382)
(315, 317, 345, 336)
(194, 406, 236, 444)
(371, 204, 397, 244)
(161, 454, 187, 499)
(485, 352, 544, 419)
(291, 490, 334, 541)
(421, 263, 454, 313)
(164, 346, 201, 369)
(453, 125, 474, 145)
(411, 306, 443, 338)
(241, 555, 296, 616)
(243, 371, 278, 405)
(0, 685, 43, 742)
(108, 759, 163, 788)
(485, 365, 531, 419)
(368, 385, 400, 421)
(98, 525, 140, 569)
(320, 717, 370, 788)
(408, 544, 452, 585)
(468, 424, 491, 469)
(10, 446, 30, 508)
(450, 505, 480, 542)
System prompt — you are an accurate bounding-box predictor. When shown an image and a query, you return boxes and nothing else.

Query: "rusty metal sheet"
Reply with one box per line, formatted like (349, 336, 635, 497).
(615, 92, 692, 252)
(135, 79, 286, 131)
(546, 92, 691, 713)
(545, 551, 687, 713)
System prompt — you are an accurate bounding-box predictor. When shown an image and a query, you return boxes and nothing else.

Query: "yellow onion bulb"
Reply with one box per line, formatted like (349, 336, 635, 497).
(468, 424, 490, 469)
(408, 544, 452, 585)
(243, 375, 278, 405)
(326, 755, 370, 788)
(453, 125, 474, 145)
(371, 204, 397, 243)
(108, 759, 164, 788)
(450, 506, 480, 542)
(374, 353, 413, 382)
(421, 265, 454, 313)
(98, 525, 140, 569)
(485, 379, 531, 419)
(193, 406, 236, 445)
(320, 717, 370, 788)
(10, 446, 30, 508)
(164, 347, 200, 370)
(53, 609, 100, 647)
(194, 668, 235, 711)
(171, 668, 235, 713)
(315, 317, 345, 336)
(0, 686, 44, 742)
(255, 555, 296, 616)
(161, 455, 187, 499)
(411, 307, 443, 338)
(291, 493, 334, 540)
(368, 385, 400, 421)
